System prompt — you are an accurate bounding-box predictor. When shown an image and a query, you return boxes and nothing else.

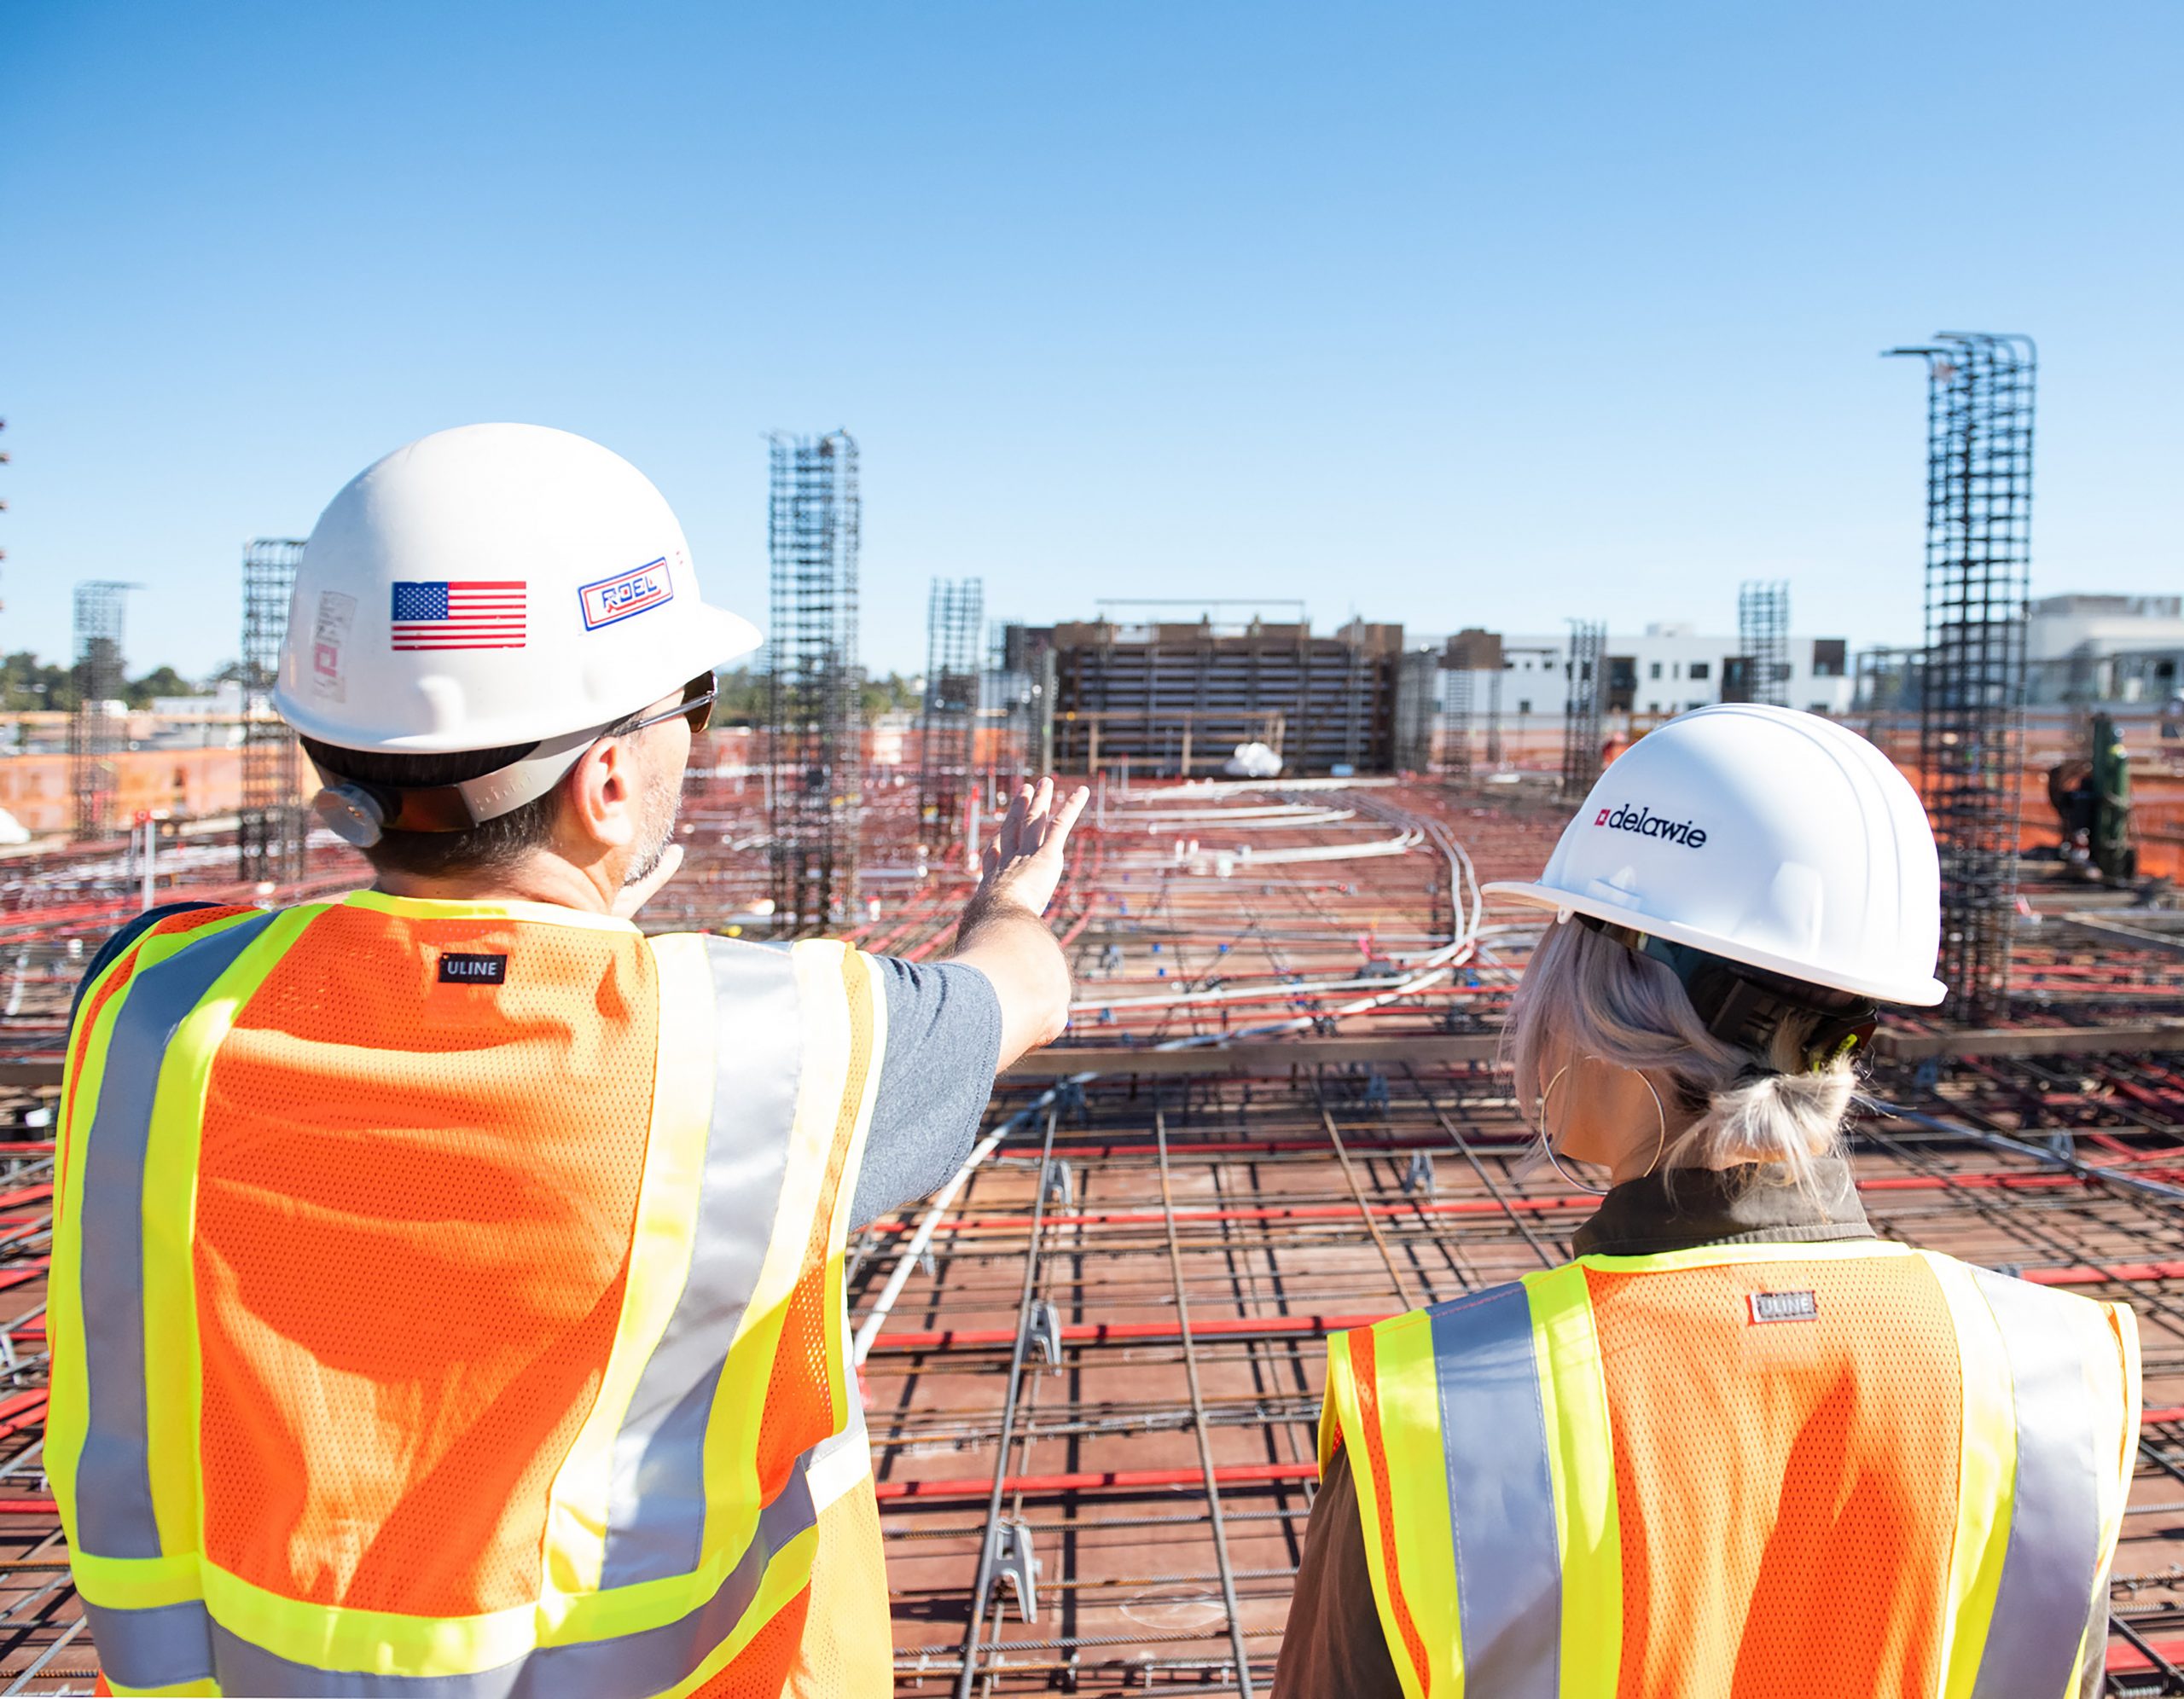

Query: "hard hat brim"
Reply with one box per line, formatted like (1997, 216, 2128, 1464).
(276, 600, 764, 755)
(1481, 878, 1950, 1007)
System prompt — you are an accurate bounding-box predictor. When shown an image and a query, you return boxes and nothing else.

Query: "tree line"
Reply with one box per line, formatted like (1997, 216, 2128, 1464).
(0, 655, 924, 722)
(0, 651, 215, 712)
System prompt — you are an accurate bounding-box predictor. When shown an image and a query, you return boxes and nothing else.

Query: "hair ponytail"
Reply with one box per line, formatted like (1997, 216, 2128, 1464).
(1506, 919, 1857, 1192)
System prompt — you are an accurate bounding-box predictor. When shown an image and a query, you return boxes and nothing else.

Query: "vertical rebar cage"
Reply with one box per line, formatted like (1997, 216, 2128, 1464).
(764, 431, 862, 934)
(1738, 579, 1791, 708)
(240, 539, 308, 883)
(1887, 333, 2036, 1023)
(1560, 618, 1606, 798)
(918, 577, 985, 848)
(69, 581, 133, 841)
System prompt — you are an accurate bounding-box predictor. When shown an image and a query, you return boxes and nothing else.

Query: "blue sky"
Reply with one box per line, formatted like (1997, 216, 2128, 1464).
(3, 1, 2179, 680)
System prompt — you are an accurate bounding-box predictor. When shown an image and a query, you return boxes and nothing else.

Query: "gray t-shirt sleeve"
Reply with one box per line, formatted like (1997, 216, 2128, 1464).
(848, 955, 1004, 1230)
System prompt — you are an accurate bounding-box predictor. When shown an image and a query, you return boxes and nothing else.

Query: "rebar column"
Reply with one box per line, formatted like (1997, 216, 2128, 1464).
(240, 539, 307, 883)
(1738, 579, 1790, 708)
(1443, 665, 1473, 780)
(69, 581, 135, 842)
(1560, 618, 1606, 799)
(764, 431, 862, 934)
(1886, 333, 2036, 1023)
(917, 577, 984, 849)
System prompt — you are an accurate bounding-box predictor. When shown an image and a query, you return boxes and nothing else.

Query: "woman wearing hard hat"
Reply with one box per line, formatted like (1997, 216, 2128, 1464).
(1275, 704, 2137, 1699)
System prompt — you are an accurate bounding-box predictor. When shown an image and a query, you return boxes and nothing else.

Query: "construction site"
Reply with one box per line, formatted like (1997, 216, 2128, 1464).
(2, 340, 2184, 1694)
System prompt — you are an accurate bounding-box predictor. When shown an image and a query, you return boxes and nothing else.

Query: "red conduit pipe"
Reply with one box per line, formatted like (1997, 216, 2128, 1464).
(870, 1262, 2184, 1354)
(878, 1404, 2184, 1505)
(862, 1168, 2170, 1238)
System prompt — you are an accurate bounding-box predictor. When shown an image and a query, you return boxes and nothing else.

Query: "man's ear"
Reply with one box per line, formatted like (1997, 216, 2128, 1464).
(560, 737, 641, 854)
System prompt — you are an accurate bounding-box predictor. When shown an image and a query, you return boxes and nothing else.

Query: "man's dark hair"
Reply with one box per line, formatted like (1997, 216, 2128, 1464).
(301, 711, 642, 879)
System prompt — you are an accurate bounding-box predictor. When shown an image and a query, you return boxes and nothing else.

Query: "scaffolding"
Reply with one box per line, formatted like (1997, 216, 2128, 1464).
(1560, 618, 1606, 798)
(1738, 579, 1791, 708)
(919, 579, 985, 849)
(1888, 333, 2036, 1023)
(239, 540, 307, 884)
(68, 581, 135, 842)
(764, 432, 862, 934)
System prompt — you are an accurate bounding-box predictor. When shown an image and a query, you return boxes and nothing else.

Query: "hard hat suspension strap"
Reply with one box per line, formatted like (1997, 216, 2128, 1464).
(305, 725, 608, 849)
(1579, 916, 1879, 1075)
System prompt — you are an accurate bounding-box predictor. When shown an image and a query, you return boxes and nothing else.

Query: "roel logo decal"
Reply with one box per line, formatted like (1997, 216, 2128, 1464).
(579, 560, 674, 630)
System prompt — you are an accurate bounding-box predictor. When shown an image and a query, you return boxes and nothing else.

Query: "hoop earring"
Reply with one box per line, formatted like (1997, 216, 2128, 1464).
(1537, 1064, 1611, 1197)
(1636, 1071, 1670, 1178)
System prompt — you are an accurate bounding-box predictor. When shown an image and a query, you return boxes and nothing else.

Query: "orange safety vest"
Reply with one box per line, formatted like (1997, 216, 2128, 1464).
(1320, 1238, 2139, 1699)
(49, 891, 893, 1697)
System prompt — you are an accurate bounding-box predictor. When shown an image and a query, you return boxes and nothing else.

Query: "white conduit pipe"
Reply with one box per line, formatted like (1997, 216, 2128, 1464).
(851, 792, 1490, 1364)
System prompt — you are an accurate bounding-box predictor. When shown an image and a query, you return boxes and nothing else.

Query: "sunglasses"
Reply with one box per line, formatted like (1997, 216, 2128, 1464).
(619, 673, 718, 739)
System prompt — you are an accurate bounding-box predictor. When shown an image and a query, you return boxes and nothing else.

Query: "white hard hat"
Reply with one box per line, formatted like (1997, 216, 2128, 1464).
(275, 423, 760, 756)
(1484, 704, 1945, 1006)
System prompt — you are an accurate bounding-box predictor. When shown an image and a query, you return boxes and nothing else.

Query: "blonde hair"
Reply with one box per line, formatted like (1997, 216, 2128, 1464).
(1504, 917, 1856, 1192)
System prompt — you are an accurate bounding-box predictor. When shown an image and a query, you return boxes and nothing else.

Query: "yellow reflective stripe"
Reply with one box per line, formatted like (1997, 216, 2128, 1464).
(820, 948, 885, 1434)
(1524, 1262, 1620, 1698)
(655, 1522, 821, 1698)
(99, 1675, 218, 1697)
(147, 906, 324, 1557)
(699, 937, 857, 1566)
(542, 932, 720, 1599)
(200, 1558, 537, 1676)
(340, 888, 642, 935)
(1577, 1237, 1917, 1275)
(67, 1549, 205, 1613)
(1321, 1325, 1438, 1699)
(2077, 1297, 2138, 1685)
(1377, 1311, 1461, 1698)
(47, 923, 150, 1535)
(46, 912, 270, 1550)
(191, 1462, 823, 1678)
(1923, 1250, 2016, 1699)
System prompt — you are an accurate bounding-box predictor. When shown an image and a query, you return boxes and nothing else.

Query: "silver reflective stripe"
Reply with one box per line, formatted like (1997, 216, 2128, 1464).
(598, 938, 803, 1587)
(75, 912, 276, 1559)
(81, 1598, 215, 1689)
(1969, 1267, 2109, 1699)
(210, 1448, 821, 1698)
(1429, 1281, 1559, 1697)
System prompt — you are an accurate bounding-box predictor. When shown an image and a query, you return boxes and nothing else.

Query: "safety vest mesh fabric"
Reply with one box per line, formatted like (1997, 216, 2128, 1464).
(1319, 1239, 2139, 1699)
(48, 892, 891, 1697)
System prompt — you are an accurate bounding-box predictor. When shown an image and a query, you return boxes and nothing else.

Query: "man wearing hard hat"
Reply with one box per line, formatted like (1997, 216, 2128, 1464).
(1275, 705, 2136, 1699)
(51, 425, 1086, 1696)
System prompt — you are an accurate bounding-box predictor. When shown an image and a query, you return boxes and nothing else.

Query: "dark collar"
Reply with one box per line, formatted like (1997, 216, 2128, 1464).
(1571, 1152, 1874, 1258)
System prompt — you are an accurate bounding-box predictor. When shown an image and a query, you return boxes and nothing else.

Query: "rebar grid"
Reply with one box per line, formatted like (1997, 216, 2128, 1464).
(67, 583, 134, 844)
(238, 540, 307, 884)
(0, 776, 2181, 1690)
(920, 579, 985, 851)
(1738, 578, 1790, 709)
(1560, 618, 1606, 799)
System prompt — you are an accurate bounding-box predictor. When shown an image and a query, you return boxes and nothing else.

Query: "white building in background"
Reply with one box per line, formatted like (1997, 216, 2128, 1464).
(1443, 623, 1854, 725)
(2026, 594, 2184, 707)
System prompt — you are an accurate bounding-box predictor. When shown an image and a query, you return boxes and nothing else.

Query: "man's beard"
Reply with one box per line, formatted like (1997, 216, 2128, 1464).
(622, 760, 686, 887)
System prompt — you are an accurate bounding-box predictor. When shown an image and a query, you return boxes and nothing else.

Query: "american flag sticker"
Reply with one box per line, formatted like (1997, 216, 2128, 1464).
(390, 581, 528, 651)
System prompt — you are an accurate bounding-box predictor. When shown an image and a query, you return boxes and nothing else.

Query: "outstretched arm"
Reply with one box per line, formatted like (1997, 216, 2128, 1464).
(950, 777, 1090, 1069)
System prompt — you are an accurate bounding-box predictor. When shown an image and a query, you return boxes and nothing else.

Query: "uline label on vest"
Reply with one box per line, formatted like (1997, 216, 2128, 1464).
(1748, 1290, 1818, 1325)
(438, 953, 508, 985)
